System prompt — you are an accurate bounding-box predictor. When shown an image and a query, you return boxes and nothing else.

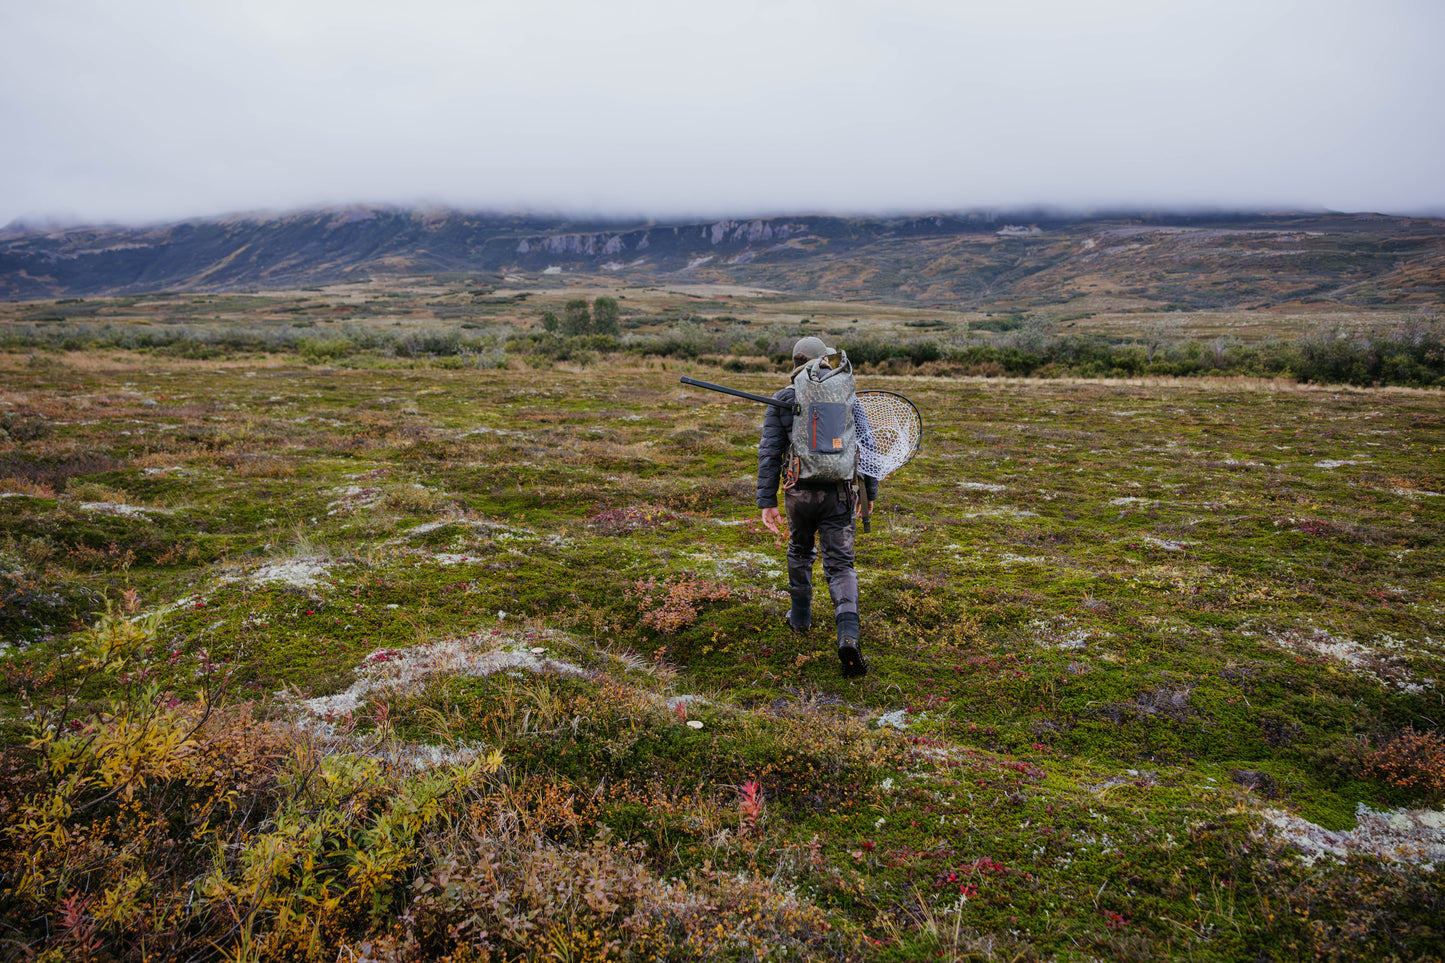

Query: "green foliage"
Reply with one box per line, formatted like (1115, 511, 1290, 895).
(625, 321, 719, 360)
(295, 336, 355, 364)
(840, 336, 944, 367)
(971, 313, 1025, 333)
(561, 298, 592, 337)
(591, 296, 621, 337)
(508, 332, 621, 363)
(823, 317, 1445, 385)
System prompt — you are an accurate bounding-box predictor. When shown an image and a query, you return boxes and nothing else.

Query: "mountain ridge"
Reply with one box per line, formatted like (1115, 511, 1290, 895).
(3, 206, 1443, 312)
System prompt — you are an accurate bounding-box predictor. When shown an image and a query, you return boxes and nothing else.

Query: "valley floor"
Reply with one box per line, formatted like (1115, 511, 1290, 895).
(1, 350, 1442, 961)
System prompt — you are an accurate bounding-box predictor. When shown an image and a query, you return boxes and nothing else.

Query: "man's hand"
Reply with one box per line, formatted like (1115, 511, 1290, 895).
(761, 507, 783, 534)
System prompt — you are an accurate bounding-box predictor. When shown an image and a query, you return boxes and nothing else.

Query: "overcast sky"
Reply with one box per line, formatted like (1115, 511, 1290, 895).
(3, 0, 1442, 227)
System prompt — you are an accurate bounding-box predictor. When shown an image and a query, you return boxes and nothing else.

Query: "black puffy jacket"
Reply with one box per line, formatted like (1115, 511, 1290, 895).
(756, 385, 880, 509)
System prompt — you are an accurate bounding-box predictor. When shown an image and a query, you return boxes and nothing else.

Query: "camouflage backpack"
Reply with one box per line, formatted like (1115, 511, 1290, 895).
(786, 351, 858, 486)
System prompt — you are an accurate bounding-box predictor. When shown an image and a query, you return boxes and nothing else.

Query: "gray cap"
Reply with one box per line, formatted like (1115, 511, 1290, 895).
(792, 336, 835, 361)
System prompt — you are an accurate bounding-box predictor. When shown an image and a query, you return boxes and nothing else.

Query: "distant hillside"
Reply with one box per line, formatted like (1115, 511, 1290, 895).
(3, 206, 1443, 312)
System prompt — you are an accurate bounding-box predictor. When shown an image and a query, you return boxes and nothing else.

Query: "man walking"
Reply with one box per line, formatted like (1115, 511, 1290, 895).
(757, 337, 879, 678)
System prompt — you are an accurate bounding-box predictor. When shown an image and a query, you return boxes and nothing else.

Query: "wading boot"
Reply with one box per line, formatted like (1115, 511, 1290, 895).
(787, 597, 811, 634)
(836, 613, 867, 678)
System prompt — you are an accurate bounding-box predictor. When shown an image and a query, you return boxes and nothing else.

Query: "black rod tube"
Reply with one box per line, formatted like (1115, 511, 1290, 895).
(679, 376, 797, 412)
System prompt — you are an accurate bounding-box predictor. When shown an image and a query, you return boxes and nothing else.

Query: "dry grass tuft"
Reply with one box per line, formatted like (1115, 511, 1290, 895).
(63, 480, 132, 504)
(0, 475, 56, 497)
(228, 454, 296, 478)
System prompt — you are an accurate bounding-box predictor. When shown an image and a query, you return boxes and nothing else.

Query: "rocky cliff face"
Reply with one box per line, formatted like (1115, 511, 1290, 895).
(3, 206, 1443, 310)
(0, 208, 994, 299)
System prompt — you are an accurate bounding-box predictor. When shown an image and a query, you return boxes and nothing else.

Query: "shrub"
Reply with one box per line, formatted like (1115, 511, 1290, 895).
(591, 296, 620, 336)
(626, 322, 717, 360)
(0, 604, 502, 963)
(1365, 728, 1445, 803)
(562, 299, 591, 337)
(396, 329, 461, 358)
(295, 336, 354, 364)
(509, 333, 620, 363)
(376, 829, 846, 962)
(0, 411, 51, 442)
(626, 576, 732, 634)
(971, 314, 1024, 333)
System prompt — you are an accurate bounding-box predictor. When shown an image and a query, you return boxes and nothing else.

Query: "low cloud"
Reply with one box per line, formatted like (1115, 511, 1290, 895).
(2, 0, 1442, 225)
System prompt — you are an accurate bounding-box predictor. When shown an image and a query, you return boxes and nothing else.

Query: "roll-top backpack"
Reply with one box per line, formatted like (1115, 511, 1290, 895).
(786, 351, 858, 485)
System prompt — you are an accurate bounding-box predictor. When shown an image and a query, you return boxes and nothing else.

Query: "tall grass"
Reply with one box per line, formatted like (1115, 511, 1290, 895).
(4, 315, 1442, 386)
(836, 315, 1445, 387)
(0, 322, 514, 368)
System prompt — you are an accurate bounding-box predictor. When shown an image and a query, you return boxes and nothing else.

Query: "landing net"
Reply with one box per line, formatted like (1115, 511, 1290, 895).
(856, 390, 922, 479)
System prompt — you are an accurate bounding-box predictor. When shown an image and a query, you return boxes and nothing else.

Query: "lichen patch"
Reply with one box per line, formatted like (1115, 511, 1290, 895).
(249, 556, 331, 588)
(1260, 804, 1445, 866)
(80, 501, 173, 518)
(295, 630, 586, 732)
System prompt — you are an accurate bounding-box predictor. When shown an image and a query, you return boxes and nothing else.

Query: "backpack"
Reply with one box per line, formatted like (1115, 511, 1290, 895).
(786, 351, 858, 485)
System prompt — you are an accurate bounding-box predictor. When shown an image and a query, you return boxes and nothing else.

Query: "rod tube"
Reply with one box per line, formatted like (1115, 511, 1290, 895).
(679, 376, 798, 412)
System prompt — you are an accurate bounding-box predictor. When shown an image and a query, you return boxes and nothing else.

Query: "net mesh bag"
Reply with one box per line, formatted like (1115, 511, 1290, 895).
(856, 390, 922, 479)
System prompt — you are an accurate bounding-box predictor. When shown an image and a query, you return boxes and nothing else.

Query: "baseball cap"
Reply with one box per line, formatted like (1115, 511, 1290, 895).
(792, 336, 835, 361)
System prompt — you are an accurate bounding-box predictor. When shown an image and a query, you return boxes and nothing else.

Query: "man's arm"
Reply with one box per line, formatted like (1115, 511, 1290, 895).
(758, 387, 794, 531)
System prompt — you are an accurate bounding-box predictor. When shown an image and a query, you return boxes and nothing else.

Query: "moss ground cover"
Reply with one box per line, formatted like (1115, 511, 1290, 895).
(0, 346, 1442, 961)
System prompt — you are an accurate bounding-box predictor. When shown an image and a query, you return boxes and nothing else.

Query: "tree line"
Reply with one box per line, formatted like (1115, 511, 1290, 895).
(6, 310, 1441, 387)
(540, 297, 619, 337)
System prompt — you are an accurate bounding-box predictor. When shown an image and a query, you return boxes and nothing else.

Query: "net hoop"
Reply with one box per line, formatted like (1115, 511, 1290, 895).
(856, 390, 922, 480)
